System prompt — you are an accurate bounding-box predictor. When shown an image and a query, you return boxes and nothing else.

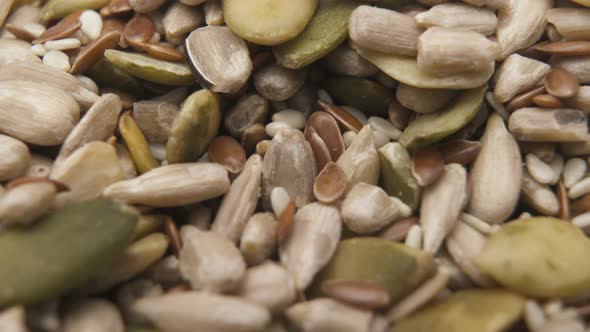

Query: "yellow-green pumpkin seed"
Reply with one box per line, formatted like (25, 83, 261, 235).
(119, 112, 159, 174)
(323, 77, 393, 117)
(0, 199, 137, 306)
(40, 0, 110, 21)
(310, 237, 435, 303)
(476, 217, 590, 298)
(273, 0, 357, 69)
(379, 142, 421, 210)
(391, 289, 525, 332)
(399, 85, 487, 150)
(87, 59, 145, 97)
(166, 89, 221, 164)
(104, 50, 194, 86)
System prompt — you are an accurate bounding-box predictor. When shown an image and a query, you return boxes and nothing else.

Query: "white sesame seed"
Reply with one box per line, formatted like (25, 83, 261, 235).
(525, 300, 545, 332)
(270, 186, 290, 218)
(43, 50, 71, 72)
(31, 44, 47, 57)
(44, 38, 81, 51)
(568, 177, 590, 200)
(405, 225, 422, 249)
(272, 110, 306, 129)
(22, 23, 46, 38)
(80, 10, 103, 41)
(265, 121, 292, 138)
(564, 158, 587, 188)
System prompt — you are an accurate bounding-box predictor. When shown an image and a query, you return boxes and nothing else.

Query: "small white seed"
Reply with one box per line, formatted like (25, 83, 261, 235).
(525, 300, 546, 332)
(272, 110, 306, 129)
(31, 43, 47, 57)
(270, 186, 291, 217)
(573, 212, 590, 231)
(368, 116, 402, 141)
(76, 76, 99, 95)
(43, 50, 70, 72)
(526, 153, 557, 185)
(80, 10, 103, 41)
(568, 177, 590, 199)
(265, 121, 292, 138)
(44, 38, 81, 51)
(404, 225, 423, 249)
(563, 158, 587, 188)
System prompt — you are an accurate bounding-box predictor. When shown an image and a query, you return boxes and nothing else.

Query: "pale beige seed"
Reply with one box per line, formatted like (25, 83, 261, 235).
(116, 278, 163, 326)
(262, 129, 317, 209)
(133, 291, 271, 332)
(114, 144, 137, 180)
(568, 177, 590, 200)
(349, 5, 424, 57)
(211, 154, 262, 243)
(387, 268, 450, 322)
(272, 110, 306, 130)
(51, 142, 124, 208)
(565, 86, 590, 113)
(43, 50, 70, 72)
(280, 203, 341, 291)
(460, 213, 493, 235)
(0, 182, 57, 226)
(496, 0, 551, 59)
(341, 183, 402, 235)
(521, 169, 560, 216)
(414, 3, 497, 35)
(337, 125, 380, 189)
(469, 114, 522, 224)
(564, 158, 587, 188)
(240, 213, 278, 266)
(313, 161, 347, 204)
(547, 8, 590, 41)
(286, 299, 373, 332)
(179, 226, 246, 292)
(396, 83, 456, 114)
(236, 262, 296, 312)
(0, 0, 14, 29)
(508, 108, 588, 142)
(103, 163, 230, 207)
(420, 163, 468, 254)
(253, 64, 306, 102)
(446, 222, 495, 287)
(163, 2, 204, 41)
(0, 39, 41, 67)
(63, 299, 124, 332)
(0, 80, 80, 146)
(0, 134, 30, 182)
(404, 224, 423, 249)
(0, 306, 28, 332)
(417, 27, 499, 77)
(270, 186, 291, 217)
(526, 153, 558, 185)
(55, 94, 122, 167)
(493, 54, 550, 103)
(321, 279, 391, 310)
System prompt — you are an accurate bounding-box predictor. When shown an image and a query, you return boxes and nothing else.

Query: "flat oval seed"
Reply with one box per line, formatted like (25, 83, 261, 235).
(571, 193, 590, 216)
(276, 200, 296, 244)
(535, 41, 590, 56)
(378, 217, 418, 242)
(545, 68, 580, 98)
(70, 31, 121, 75)
(313, 162, 347, 204)
(306, 111, 345, 161)
(564, 158, 587, 188)
(207, 136, 247, 174)
(506, 86, 546, 112)
(123, 14, 155, 47)
(569, 177, 590, 200)
(439, 140, 481, 166)
(412, 147, 444, 187)
(532, 94, 563, 108)
(272, 110, 306, 129)
(43, 50, 71, 71)
(526, 153, 557, 185)
(138, 43, 184, 62)
(317, 100, 363, 133)
(321, 279, 391, 310)
(80, 10, 102, 41)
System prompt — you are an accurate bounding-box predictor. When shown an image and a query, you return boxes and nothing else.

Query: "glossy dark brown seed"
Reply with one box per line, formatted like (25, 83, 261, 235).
(532, 94, 563, 108)
(535, 41, 590, 56)
(557, 181, 571, 221)
(321, 279, 391, 310)
(388, 99, 413, 130)
(506, 86, 546, 112)
(138, 43, 185, 62)
(439, 140, 481, 166)
(123, 14, 156, 48)
(70, 31, 121, 75)
(571, 193, 590, 216)
(412, 147, 444, 187)
(545, 68, 580, 99)
(277, 201, 296, 244)
(164, 216, 182, 257)
(318, 100, 363, 133)
(36, 10, 83, 43)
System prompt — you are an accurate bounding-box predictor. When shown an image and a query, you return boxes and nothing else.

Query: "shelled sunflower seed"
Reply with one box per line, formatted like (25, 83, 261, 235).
(5, 1, 590, 331)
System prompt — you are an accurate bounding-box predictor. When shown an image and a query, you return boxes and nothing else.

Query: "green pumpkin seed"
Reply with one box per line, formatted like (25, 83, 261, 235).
(87, 59, 145, 97)
(476, 217, 590, 298)
(166, 89, 221, 164)
(378, 142, 421, 210)
(323, 77, 393, 117)
(0, 199, 137, 306)
(391, 289, 525, 332)
(83, 232, 169, 293)
(224, 0, 318, 46)
(40, 0, 110, 21)
(310, 237, 435, 303)
(104, 50, 194, 86)
(352, 45, 495, 90)
(399, 85, 487, 150)
(273, 0, 357, 69)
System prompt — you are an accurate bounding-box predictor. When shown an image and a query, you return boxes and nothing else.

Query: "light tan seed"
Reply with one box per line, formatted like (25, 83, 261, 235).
(521, 169, 560, 215)
(179, 226, 245, 292)
(493, 54, 551, 103)
(239, 213, 278, 266)
(337, 125, 380, 189)
(286, 298, 373, 332)
(564, 158, 587, 188)
(508, 108, 588, 142)
(26, 154, 53, 178)
(420, 164, 468, 254)
(546, 8, 590, 41)
(545, 68, 580, 99)
(236, 262, 296, 312)
(446, 222, 495, 287)
(211, 154, 262, 243)
(313, 162, 347, 204)
(103, 163, 230, 207)
(396, 83, 456, 114)
(321, 279, 391, 310)
(349, 6, 424, 57)
(569, 177, 590, 200)
(341, 183, 403, 234)
(0, 0, 14, 29)
(280, 203, 341, 291)
(0, 306, 27, 332)
(414, 2, 497, 35)
(526, 153, 558, 185)
(208, 136, 246, 174)
(63, 299, 124, 332)
(412, 147, 444, 187)
(0, 182, 57, 226)
(0, 135, 30, 182)
(162, 1, 204, 41)
(378, 217, 419, 242)
(535, 41, 590, 56)
(496, 0, 551, 58)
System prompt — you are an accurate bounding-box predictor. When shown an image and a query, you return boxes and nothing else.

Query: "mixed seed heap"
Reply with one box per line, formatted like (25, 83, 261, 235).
(3, 0, 590, 331)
